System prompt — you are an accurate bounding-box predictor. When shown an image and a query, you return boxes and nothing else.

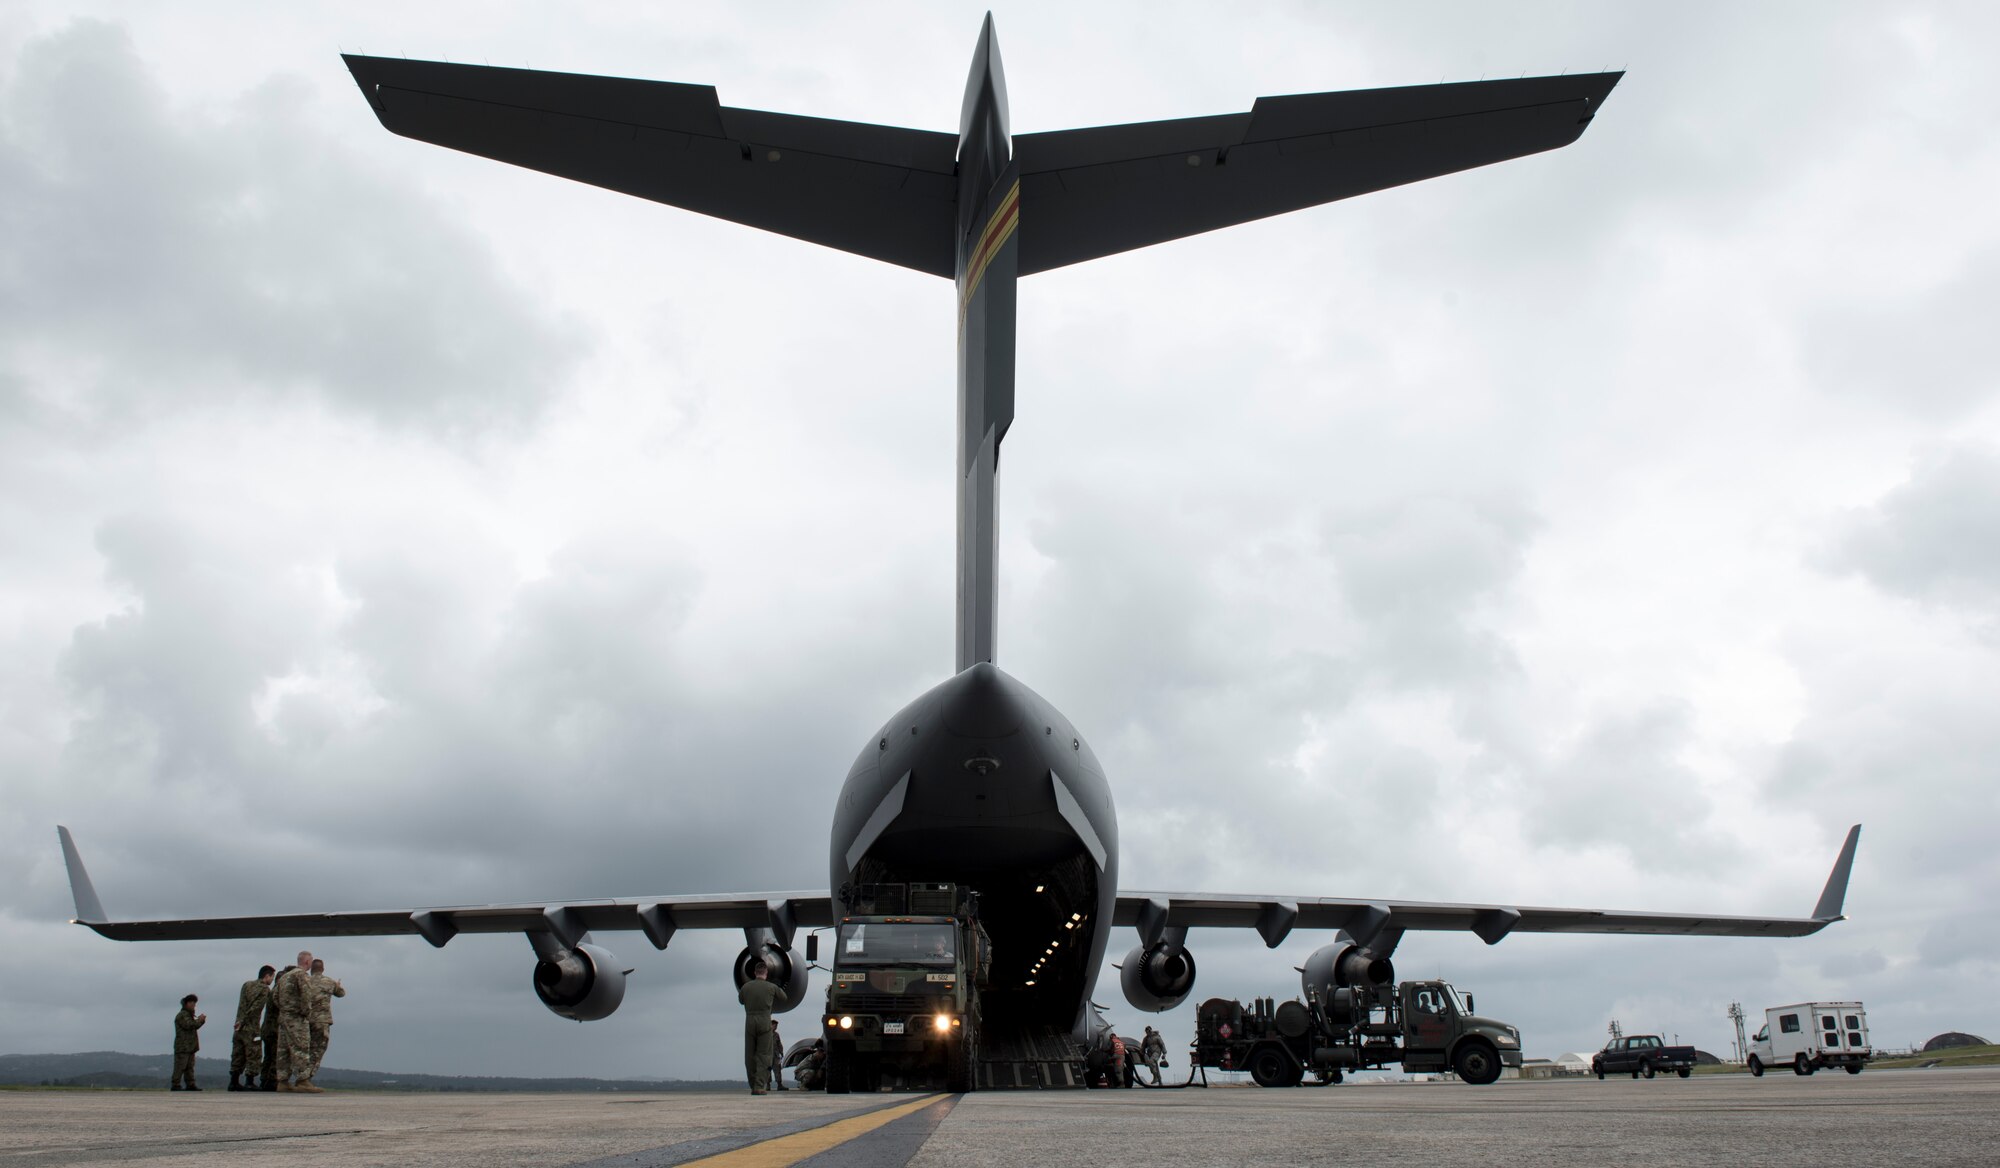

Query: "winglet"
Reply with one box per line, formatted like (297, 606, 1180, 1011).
(56, 826, 108, 925)
(1810, 824, 1862, 922)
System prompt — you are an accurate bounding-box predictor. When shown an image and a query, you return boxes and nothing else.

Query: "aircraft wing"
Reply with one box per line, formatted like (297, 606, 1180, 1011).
(341, 55, 960, 277)
(1115, 824, 1861, 950)
(57, 827, 831, 949)
(1012, 72, 1621, 275)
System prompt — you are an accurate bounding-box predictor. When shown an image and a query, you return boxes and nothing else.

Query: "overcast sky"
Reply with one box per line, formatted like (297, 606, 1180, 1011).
(4, 2, 1998, 1080)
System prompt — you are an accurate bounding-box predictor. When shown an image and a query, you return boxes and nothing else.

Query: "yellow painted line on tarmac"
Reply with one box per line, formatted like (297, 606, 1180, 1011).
(679, 1094, 948, 1168)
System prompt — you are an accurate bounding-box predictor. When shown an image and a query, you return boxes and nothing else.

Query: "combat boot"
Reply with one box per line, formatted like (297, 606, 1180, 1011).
(261, 1076, 278, 1092)
(169, 1084, 183, 1091)
(227, 1075, 242, 1091)
(276, 1080, 296, 1092)
(294, 1080, 325, 1094)
(187, 1082, 202, 1091)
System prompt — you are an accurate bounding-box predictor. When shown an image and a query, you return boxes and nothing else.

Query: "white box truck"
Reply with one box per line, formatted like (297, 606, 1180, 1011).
(1747, 1002, 1870, 1076)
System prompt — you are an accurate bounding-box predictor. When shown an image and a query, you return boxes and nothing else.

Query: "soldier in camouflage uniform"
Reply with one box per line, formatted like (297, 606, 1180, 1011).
(170, 994, 205, 1090)
(230, 965, 275, 1090)
(273, 950, 320, 1092)
(738, 959, 789, 1095)
(305, 958, 346, 1084)
(258, 965, 291, 1091)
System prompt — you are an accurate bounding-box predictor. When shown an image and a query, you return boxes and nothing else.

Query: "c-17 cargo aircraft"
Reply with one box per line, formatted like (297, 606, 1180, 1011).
(58, 16, 1860, 1079)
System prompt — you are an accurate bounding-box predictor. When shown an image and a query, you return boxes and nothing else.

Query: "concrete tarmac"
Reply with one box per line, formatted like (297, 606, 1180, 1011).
(3, 1068, 1997, 1167)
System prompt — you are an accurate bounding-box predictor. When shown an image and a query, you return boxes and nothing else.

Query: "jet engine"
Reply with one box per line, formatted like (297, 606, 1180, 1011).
(1301, 935, 1395, 1004)
(732, 942, 808, 1013)
(1119, 941, 1198, 1012)
(532, 940, 627, 1022)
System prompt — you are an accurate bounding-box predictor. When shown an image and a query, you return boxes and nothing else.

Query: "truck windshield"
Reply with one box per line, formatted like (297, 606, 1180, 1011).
(835, 923, 955, 967)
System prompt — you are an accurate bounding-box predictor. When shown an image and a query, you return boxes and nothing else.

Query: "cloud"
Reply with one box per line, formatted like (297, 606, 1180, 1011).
(0, 21, 585, 438)
(1821, 444, 2000, 615)
(1807, 252, 2000, 420)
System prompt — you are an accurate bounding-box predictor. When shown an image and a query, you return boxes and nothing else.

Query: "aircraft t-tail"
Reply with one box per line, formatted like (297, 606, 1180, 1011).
(58, 16, 1859, 1078)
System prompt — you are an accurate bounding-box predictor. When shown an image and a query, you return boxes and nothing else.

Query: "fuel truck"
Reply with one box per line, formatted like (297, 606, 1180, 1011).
(1193, 936, 1522, 1086)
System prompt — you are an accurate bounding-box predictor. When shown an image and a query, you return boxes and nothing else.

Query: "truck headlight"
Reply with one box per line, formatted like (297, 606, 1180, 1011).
(1495, 1035, 1518, 1047)
(839, 1016, 854, 1030)
(933, 1014, 953, 1033)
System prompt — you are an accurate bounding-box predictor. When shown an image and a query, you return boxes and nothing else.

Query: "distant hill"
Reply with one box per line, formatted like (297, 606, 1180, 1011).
(0, 1052, 737, 1093)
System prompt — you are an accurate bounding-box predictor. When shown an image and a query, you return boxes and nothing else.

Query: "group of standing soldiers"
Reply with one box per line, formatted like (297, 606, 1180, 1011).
(171, 949, 346, 1092)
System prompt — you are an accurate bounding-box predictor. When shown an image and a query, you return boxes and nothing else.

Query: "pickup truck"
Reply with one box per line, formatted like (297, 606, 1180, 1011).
(1592, 1035, 1697, 1079)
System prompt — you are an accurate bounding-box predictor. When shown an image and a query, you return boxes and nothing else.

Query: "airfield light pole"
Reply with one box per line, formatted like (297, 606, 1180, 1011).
(1607, 1020, 1623, 1042)
(1728, 1003, 1749, 1064)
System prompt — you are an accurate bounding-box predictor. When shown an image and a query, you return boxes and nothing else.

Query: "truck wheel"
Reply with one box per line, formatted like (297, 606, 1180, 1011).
(1845, 1064, 1863, 1075)
(1641, 1059, 1655, 1080)
(825, 1043, 850, 1095)
(946, 1034, 977, 1093)
(1677, 1068, 1691, 1079)
(1794, 1054, 1814, 1076)
(1453, 1041, 1502, 1086)
(1748, 1055, 1763, 1077)
(1593, 1061, 1604, 1080)
(1248, 1047, 1293, 1089)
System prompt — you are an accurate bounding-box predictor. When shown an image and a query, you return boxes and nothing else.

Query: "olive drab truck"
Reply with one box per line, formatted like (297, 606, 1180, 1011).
(815, 883, 990, 1092)
(1195, 978, 1522, 1086)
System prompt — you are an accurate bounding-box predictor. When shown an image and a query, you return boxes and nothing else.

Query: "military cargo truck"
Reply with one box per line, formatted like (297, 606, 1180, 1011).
(1195, 978, 1522, 1086)
(815, 882, 990, 1092)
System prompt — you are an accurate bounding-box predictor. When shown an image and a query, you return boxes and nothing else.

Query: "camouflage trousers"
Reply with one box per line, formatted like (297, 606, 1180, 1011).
(308, 1023, 330, 1079)
(231, 1028, 261, 1077)
(275, 1015, 312, 1082)
(171, 1049, 197, 1088)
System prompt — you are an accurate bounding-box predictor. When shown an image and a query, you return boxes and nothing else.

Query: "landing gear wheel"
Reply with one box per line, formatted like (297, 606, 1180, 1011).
(1454, 1042, 1502, 1086)
(1794, 1054, 1814, 1076)
(1845, 1064, 1863, 1075)
(825, 1042, 850, 1094)
(1641, 1059, 1656, 1080)
(1248, 1047, 1293, 1089)
(1748, 1055, 1764, 1078)
(1677, 1068, 1691, 1079)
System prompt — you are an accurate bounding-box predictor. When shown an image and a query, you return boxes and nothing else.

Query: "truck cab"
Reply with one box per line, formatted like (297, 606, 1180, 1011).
(1396, 979, 1524, 1084)
(820, 883, 987, 1092)
(1747, 1002, 1870, 1077)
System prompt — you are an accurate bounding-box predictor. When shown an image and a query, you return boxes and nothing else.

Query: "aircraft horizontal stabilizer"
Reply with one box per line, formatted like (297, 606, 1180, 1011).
(1116, 823, 1862, 949)
(341, 55, 959, 276)
(53, 828, 831, 947)
(1013, 72, 1621, 274)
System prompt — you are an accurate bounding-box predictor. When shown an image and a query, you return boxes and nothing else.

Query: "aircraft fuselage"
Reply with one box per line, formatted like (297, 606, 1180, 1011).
(830, 663, 1117, 1037)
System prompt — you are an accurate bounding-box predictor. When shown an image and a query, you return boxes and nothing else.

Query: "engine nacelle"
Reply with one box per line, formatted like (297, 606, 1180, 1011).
(732, 943, 808, 1013)
(533, 941, 627, 1022)
(1302, 939, 1395, 1003)
(1119, 942, 1198, 1012)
